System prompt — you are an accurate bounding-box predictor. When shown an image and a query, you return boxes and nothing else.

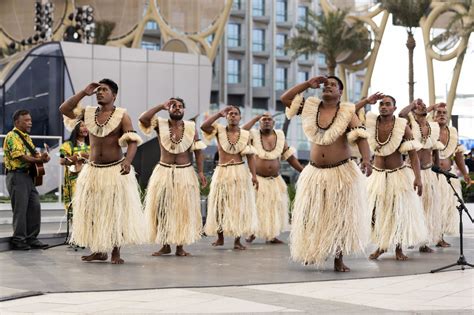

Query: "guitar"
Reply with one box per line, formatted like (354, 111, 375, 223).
(30, 144, 50, 186)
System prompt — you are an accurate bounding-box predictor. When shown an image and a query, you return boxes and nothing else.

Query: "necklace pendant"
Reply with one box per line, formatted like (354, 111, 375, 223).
(170, 144, 175, 150)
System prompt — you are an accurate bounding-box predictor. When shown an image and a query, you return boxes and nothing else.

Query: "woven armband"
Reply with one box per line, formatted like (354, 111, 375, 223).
(347, 126, 369, 144)
(281, 146, 296, 161)
(63, 104, 85, 132)
(138, 115, 159, 135)
(399, 139, 422, 154)
(191, 140, 207, 151)
(118, 131, 143, 147)
(285, 93, 304, 119)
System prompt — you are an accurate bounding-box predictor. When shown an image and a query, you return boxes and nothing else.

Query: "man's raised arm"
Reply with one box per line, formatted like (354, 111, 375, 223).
(59, 82, 99, 118)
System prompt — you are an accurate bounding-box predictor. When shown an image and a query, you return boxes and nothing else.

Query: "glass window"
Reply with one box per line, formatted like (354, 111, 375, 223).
(253, 0, 265, 16)
(227, 23, 241, 47)
(298, 53, 309, 61)
(252, 63, 265, 87)
(228, 59, 241, 83)
(298, 6, 309, 27)
(146, 21, 158, 30)
(318, 53, 326, 66)
(276, 33, 287, 56)
(276, 0, 287, 22)
(141, 41, 160, 50)
(253, 29, 265, 51)
(276, 67, 288, 90)
(232, 0, 242, 10)
(297, 71, 309, 83)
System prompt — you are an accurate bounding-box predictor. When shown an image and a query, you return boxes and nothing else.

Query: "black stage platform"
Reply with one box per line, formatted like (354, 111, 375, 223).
(0, 232, 472, 300)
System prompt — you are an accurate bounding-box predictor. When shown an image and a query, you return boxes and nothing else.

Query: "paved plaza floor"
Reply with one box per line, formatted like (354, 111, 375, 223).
(1, 206, 473, 314)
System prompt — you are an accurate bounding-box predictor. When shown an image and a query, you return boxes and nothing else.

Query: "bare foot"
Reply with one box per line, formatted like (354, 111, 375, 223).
(395, 247, 408, 261)
(419, 245, 434, 253)
(212, 232, 224, 247)
(81, 252, 108, 262)
(245, 234, 256, 243)
(111, 247, 124, 264)
(334, 254, 350, 272)
(233, 237, 246, 250)
(436, 240, 451, 248)
(175, 245, 191, 256)
(369, 248, 385, 260)
(267, 238, 285, 244)
(152, 244, 172, 256)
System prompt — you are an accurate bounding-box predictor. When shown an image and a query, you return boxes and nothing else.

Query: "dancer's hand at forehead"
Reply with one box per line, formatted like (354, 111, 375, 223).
(306, 76, 328, 89)
(83, 82, 100, 96)
(218, 106, 234, 118)
(365, 92, 385, 105)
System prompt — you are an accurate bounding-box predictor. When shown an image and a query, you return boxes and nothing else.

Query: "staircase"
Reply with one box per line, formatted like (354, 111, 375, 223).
(0, 202, 67, 251)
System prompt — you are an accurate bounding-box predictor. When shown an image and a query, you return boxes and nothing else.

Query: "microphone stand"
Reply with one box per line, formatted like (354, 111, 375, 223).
(431, 175, 474, 273)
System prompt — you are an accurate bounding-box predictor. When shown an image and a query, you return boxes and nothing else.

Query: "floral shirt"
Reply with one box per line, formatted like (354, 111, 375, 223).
(3, 128, 35, 171)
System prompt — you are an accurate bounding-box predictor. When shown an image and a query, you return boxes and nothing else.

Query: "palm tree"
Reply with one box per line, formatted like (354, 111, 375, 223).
(285, 9, 371, 76)
(379, 0, 431, 103)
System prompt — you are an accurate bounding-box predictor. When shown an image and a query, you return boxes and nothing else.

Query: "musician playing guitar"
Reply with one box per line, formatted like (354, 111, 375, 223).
(3, 109, 50, 250)
(59, 120, 90, 220)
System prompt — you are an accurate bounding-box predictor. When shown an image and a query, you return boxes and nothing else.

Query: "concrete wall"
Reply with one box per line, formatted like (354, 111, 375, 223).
(60, 42, 213, 135)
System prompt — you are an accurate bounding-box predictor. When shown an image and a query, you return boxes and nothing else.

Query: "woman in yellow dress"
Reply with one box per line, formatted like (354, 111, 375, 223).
(60, 121, 90, 219)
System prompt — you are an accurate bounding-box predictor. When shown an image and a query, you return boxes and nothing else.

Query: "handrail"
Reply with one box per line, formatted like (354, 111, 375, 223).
(0, 134, 63, 204)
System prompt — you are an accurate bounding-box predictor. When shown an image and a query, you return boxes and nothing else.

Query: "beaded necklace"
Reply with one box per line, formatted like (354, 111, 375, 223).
(375, 116, 395, 149)
(260, 130, 277, 152)
(316, 102, 340, 130)
(168, 120, 184, 150)
(417, 119, 431, 143)
(94, 106, 116, 127)
(225, 126, 241, 151)
(440, 125, 450, 151)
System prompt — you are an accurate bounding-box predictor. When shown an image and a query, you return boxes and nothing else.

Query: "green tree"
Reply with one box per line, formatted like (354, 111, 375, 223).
(94, 21, 116, 45)
(379, 0, 431, 102)
(285, 9, 371, 76)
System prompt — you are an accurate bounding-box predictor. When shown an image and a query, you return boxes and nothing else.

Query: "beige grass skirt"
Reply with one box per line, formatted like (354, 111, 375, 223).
(254, 175, 289, 240)
(420, 168, 442, 243)
(144, 162, 202, 246)
(368, 166, 428, 250)
(204, 162, 258, 237)
(437, 175, 462, 236)
(71, 160, 146, 252)
(290, 160, 370, 266)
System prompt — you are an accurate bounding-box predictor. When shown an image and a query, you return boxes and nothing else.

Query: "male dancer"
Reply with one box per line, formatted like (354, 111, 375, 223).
(429, 103, 471, 247)
(242, 113, 303, 244)
(139, 98, 207, 256)
(59, 79, 145, 264)
(365, 95, 428, 260)
(201, 106, 259, 250)
(399, 98, 442, 252)
(281, 75, 372, 272)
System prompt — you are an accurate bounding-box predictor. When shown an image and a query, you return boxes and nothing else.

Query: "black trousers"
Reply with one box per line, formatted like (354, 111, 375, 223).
(6, 172, 41, 243)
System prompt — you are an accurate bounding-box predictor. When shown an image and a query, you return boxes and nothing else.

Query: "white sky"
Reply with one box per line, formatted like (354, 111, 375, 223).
(370, 17, 473, 113)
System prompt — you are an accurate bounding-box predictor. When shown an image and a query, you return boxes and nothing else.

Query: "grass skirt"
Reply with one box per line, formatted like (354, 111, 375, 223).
(254, 175, 289, 240)
(420, 169, 443, 243)
(144, 163, 202, 245)
(290, 160, 370, 265)
(71, 162, 146, 252)
(368, 166, 428, 250)
(437, 175, 461, 235)
(204, 163, 258, 237)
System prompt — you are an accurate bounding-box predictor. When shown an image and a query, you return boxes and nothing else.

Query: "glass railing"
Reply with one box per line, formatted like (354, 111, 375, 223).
(0, 135, 63, 206)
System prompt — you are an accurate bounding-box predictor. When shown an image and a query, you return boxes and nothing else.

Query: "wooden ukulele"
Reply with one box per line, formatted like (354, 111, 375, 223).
(31, 144, 50, 186)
